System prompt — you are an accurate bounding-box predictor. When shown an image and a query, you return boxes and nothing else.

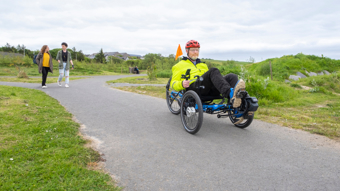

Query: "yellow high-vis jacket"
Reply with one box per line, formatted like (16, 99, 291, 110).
(170, 57, 209, 91)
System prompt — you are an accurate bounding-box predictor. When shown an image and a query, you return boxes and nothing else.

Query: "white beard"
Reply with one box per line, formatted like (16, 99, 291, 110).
(190, 56, 198, 60)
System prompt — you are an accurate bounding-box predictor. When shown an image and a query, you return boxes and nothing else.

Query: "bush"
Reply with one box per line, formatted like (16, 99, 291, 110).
(157, 70, 171, 78)
(300, 70, 309, 77)
(259, 62, 270, 76)
(315, 78, 326, 86)
(218, 61, 242, 76)
(290, 83, 302, 89)
(246, 76, 300, 103)
(147, 64, 157, 80)
(205, 61, 219, 69)
(17, 70, 28, 79)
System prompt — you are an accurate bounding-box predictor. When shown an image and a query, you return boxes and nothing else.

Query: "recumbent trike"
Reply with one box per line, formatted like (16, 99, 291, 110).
(166, 69, 259, 134)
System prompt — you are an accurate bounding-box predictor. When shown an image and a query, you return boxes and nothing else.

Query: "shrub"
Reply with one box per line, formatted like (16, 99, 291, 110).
(205, 61, 219, 69)
(157, 70, 171, 78)
(309, 79, 318, 87)
(315, 78, 326, 86)
(300, 70, 309, 77)
(290, 83, 302, 89)
(24, 56, 33, 67)
(259, 63, 270, 76)
(17, 70, 28, 79)
(147, 64, 157, 80)
(309, 86, 329, 94)
(246, 76, 299, 103)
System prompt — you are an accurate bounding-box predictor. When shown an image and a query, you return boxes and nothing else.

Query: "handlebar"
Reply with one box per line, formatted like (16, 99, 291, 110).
(181, 69, 204, 89)
(181, 69, 191, 80)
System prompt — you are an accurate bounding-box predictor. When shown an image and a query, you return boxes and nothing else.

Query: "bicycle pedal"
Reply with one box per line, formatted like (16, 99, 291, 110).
(236, 89, 247, 98)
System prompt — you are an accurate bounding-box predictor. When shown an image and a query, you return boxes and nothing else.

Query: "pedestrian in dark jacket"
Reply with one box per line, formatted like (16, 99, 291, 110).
(36, 45, 53, 89)
(134, 66, 140, 74)
(56, 42, 74, 88)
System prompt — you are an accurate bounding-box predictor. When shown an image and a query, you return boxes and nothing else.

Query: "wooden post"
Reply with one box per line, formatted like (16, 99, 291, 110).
(269, 61, 273, 80)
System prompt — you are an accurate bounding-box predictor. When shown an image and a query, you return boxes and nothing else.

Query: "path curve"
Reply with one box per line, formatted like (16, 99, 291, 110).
(1, 76, 340, 191)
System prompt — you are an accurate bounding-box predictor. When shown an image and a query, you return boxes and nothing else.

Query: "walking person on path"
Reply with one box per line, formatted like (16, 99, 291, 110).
(56, 42, 74, 88)
(36, 45, 53, 89)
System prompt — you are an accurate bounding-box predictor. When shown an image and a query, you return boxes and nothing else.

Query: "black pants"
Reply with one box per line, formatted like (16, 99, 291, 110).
(187, 68, 238, 98)
(42, 67, 50, 86)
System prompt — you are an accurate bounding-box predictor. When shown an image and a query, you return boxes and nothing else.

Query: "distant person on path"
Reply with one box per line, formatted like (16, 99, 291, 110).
(170, 40, 246, 123)
(56, 42, 74, 88)
(134, 66, 140, 74)
(36, 45, 53, 89)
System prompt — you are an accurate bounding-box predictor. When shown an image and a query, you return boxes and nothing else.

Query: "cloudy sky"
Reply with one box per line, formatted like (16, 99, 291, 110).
(1, 0, 339, 61)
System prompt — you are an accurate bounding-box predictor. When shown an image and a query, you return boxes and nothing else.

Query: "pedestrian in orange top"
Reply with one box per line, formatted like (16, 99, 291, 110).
(36, 45, 53, 89)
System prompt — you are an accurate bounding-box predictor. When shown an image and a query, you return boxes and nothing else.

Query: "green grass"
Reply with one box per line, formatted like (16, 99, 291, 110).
(115, 86, 166, 99)
(201, 59, 250, 65)
(107, 76, 168, 84)
(0, 77, 86, 83)
(290, 83, 303, 89)
(0, 62, 121, 77)
(297, 72, 340, 93)
(246, 53, 340, 81)
(0, 86, 120, 190)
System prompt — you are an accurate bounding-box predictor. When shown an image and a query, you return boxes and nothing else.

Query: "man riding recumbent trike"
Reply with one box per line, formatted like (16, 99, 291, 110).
(166, 40, 259, 134)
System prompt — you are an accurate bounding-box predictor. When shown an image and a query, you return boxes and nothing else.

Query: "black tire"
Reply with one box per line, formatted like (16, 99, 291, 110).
(229, 112, 254, 128)
(228, 99, 254, 128)
(166, 78, 180, 115)
(180, 90, 203, 134)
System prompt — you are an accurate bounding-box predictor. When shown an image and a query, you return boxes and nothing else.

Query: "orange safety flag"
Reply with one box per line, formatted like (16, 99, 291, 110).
(175, 44, 183, 60)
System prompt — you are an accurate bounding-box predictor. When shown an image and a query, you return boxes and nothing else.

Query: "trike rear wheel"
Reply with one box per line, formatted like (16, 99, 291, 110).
(228, 99, 254, 128)
(166, 78, 181, 115)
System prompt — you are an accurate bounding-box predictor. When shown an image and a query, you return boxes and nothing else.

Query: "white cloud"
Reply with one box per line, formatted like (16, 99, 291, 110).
(0, 0, 339, 61)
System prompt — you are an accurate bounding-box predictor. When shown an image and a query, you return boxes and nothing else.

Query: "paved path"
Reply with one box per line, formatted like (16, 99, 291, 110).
(1, 76, 340, 191)
(110, 83, 166, 87)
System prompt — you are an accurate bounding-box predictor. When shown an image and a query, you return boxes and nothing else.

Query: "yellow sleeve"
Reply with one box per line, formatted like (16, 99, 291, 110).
(170, 65, 185, 92)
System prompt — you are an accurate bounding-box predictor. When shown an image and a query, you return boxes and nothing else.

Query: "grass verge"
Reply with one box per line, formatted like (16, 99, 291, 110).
(115, 86, 166, 99)
(108, 76, 168, 84)
(0, 77, 86, 83)
(0, 66, 121, 77)
(0, 85, 120, 190)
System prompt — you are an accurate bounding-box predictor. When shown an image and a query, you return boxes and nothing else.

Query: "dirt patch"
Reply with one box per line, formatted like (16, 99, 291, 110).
(301, 85, 311, 90)
(72, 116, 117, 180)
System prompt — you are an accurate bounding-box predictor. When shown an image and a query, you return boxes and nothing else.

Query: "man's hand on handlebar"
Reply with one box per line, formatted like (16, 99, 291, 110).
(182, 80, 190, 88)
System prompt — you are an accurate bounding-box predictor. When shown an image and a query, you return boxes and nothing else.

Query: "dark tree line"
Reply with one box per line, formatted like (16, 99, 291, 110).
(0, 43, 36, 58)
(0, 43, 85, 61)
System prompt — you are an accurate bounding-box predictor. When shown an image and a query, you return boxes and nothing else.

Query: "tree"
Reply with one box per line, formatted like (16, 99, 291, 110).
(249, 56, 255, 63)
(77, 50, 85, 61)
(94, 48, 105, 63)
(17, 45, 22, 53)
(108, 56, 123, 64)
(72, 47, 77, 60)
(1, 43, 17, 53)
(142, 53, 162, 69)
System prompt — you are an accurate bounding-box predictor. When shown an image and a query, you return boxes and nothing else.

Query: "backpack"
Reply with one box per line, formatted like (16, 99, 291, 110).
(33, 54, 38, 65)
